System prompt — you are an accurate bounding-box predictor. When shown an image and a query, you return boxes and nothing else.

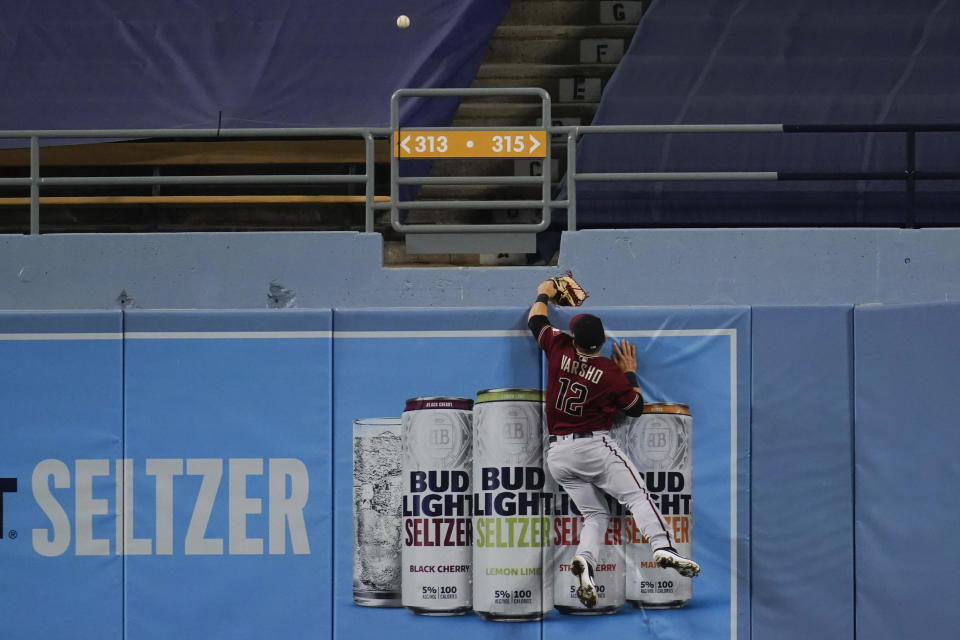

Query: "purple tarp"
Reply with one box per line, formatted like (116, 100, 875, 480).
(0, 0, 507, 130)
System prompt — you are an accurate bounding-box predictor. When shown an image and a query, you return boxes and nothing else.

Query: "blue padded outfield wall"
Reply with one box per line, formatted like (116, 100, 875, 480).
(750, 307, 854, 640)
(2, 303, 958, 639)
(0, 312, 123, 639)
(853, 303, 960, 640)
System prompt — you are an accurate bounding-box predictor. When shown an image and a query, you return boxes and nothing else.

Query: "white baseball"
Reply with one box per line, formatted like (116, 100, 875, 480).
(396, 14, 410, 29)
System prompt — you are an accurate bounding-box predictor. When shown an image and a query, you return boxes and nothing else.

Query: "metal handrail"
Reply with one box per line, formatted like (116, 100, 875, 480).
(0, 127, 390, 235)
(3, 88, 959, 235)
(560, 121, 960, 229)
(388, 87, 554, 234)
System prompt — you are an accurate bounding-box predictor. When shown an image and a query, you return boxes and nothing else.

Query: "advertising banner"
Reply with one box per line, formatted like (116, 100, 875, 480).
(333, 306, 750, 640)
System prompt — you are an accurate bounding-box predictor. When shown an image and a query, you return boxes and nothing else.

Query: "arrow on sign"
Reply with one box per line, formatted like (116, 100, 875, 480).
(399, 135, 411, 154)
(529, 134, 541, 155)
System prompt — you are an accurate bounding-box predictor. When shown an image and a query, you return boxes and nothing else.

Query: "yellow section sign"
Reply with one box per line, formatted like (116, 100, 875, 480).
(394, 130, 547, 158)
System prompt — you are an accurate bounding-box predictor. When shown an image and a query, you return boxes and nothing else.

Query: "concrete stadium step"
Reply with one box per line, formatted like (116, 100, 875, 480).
(468, 75, 608, 103)
(398, 207, 546, 229)
(503, 1, 605, 26)
(452, 102, 599, 127)
(425, 155, 566, 179)
(425, 157, 518, 177)
(503, 0, 645, 27)
(484, 26, 637, 64)
(475, 63, 620, 80)
(492, 25, 639, 40)
(416, 184, 547, 202)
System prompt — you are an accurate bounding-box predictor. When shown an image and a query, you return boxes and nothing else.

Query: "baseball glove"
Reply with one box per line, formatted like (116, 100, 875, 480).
(551, 271, 589, 307)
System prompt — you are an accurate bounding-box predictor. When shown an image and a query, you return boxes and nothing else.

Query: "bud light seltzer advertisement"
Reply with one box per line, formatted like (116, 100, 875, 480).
(332, 307, 750, 640)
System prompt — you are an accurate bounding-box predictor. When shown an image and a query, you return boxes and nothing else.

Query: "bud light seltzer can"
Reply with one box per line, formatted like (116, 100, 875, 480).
(353, 418, 404, 607)
(401, 397, 474, 616)
(552, 488, 626, 615)
(472, 389, 554, 621)
(613, 403, 693, 608)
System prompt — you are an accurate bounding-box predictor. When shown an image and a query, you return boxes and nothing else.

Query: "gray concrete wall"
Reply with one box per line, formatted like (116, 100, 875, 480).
(2, 228, 959, 310)
(560, 228, 960, 306)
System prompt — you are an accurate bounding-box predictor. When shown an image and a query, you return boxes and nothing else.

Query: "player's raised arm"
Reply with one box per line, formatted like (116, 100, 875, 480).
(528, 280, 557, 345)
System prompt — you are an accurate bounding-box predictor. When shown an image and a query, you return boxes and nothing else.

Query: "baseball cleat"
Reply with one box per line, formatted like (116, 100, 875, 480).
(570, 555, 598, 608)
(653, 547, 701, 578)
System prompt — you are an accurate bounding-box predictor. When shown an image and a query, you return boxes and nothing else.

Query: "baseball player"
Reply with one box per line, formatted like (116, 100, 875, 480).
(528, 279, 700, 608)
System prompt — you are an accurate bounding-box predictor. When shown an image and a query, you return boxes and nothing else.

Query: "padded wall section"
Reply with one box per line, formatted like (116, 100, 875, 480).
(751, 307, 854, 640)
(0, 0, 508, 131)
(122, 311, 332, 639)
(854, 303, 960, 639)
(0, 312, 123, 638)
(332, 307, 543, 640)
(540, 306, 751, 640)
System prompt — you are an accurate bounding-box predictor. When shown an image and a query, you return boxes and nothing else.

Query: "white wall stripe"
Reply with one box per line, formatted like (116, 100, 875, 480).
(124, 331, 332, 339)
(0, 333, 122, 341)
(334, 330, 529, 338)
(612, 328, 738, 338)
(730, 330, 739, 640)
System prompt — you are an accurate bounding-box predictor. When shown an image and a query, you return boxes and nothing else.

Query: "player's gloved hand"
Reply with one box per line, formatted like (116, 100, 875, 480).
(537, 279, 558, 300)
(612, 340, 638, 373)
(550, 272, 589, 306)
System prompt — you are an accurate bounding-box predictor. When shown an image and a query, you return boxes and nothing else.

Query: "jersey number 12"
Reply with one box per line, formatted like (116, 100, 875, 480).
(556, 377, 588, 416)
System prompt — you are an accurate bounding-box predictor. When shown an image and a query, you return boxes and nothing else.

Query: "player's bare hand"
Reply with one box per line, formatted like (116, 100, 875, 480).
(537, 279, 558, 300)
(612, 340, 637, 373)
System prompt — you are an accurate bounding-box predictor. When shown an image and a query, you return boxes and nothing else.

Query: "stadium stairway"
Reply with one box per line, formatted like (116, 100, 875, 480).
(383, 0, 647, 266)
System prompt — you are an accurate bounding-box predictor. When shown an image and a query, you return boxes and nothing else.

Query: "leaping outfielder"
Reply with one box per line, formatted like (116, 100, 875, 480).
(528, 277, 700, 608)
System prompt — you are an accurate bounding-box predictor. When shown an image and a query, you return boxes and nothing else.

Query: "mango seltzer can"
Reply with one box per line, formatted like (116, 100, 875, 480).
(613, 403, 694, 608)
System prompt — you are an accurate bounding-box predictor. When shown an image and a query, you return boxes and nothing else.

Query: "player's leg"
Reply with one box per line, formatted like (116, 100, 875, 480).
(546, 444, 608, 607)
(592, 435, 671, 549)
(555, 477, 607, 608)
(594, 435, 700, 577)
(556, 477, 609, 570)
(546, 441, 611, 569)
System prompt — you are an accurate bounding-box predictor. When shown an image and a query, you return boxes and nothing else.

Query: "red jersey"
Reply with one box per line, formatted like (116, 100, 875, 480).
(534, 321, 641, 435)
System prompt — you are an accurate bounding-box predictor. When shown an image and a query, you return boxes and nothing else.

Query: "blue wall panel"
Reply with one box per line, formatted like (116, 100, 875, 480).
(122, 310, 332, 640)
(854, 303, 960, 640)
(751, 306, 854, 640)
(0, 312, 123, 639)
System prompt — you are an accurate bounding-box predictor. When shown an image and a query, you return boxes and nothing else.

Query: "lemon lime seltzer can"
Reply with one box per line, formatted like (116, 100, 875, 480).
(471, 389, 554, 621)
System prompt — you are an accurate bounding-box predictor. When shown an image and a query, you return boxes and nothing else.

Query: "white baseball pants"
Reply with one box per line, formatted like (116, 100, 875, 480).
(546, 433, 672, 569)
